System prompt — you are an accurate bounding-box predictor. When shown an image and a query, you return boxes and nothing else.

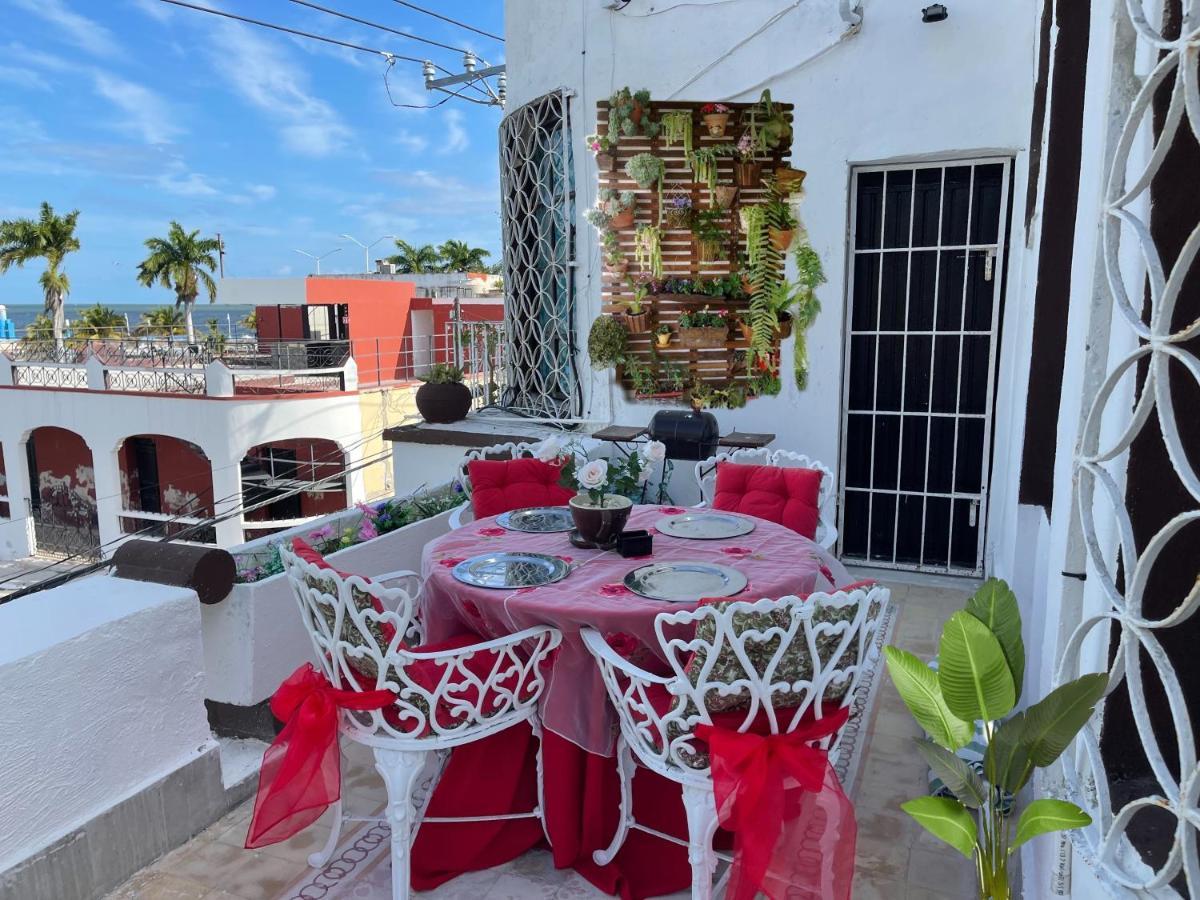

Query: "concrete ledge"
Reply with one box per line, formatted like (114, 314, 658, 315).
(0, 745, 256, 900)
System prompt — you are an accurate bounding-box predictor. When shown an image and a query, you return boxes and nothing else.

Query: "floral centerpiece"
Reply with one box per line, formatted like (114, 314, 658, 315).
(699, 102, 733, 136)
(559, 442, 666, 546)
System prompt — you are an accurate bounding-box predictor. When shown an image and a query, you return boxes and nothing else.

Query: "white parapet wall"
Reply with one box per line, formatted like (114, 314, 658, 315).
(0, 576, 217, 896)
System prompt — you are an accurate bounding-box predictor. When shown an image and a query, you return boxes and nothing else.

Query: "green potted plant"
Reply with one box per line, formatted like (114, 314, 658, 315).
(884, 579, 1105, 900)
(765, 198, 798, 250)
(620, 281, 651, 333)
(654, 322, 672, 349)
(743, 89, 792, 151)
(699, 102, 733, 137)
(688, 147, 721, 195)
(608, 87, 660, 142)
(586, 189, 637, 231)
(634, 224, 663, 278)
(625, 152, 665, 190)
(414, 362, 472, 424)
(623, 356, 658, 397)
(717, 132, 762, 188)
(677, 305, 729, 348)
(659, 109, 694, 154)
(558, 448, 662, 547)
(587, 314, 628, 369)
(601, 230, 629, 277)
(690, 209, 727, 262)
(688, 379, 715, 412)
(587, 132, 616, 171)
(791, 243, 825, 389)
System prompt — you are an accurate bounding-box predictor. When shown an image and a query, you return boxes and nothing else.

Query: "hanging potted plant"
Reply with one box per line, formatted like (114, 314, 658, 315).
(699, 102, 733, 137)
(773, 165, 807, 194)
(690, 209, 727, 263)
(677, 305, 729, 349)
(717, 132, 762, 188)
(587, 133, 616, 171)
(587, 314, 628, 369)
(586, 189, 638, 232)
(654, 322, 673, 349)
(712, 184, 738, 210)
(625, 152, 665, 190)
(740, 204, 768, 270)
(608, 87, 661, 142)
(634, 224, 663, 278)
(765, 198, 798, 250)
(662, 189, 694, 228)
(602, 231, 629, 277)
(414, 363, 472, 424)
(742, 89, 792, 152)
(790, 243, 826, 389)
(659, 109, 694, 154)
(620, 281, 651, 333)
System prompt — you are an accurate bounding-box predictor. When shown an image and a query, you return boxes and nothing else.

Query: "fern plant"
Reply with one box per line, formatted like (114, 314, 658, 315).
(791, 243, 825, 389)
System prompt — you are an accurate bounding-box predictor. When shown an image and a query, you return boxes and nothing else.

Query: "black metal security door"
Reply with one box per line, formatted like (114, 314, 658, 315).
(839, 159, 1011, 575)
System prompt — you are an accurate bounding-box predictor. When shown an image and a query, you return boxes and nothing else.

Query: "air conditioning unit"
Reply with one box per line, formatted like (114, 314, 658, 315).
(375, 260, 397, 275)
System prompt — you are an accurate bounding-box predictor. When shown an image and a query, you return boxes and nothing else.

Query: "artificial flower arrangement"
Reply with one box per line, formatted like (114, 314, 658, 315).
(559, 440, 667, 507)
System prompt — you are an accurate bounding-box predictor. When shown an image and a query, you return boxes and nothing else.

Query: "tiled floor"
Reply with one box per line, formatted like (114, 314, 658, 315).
(107, 579, 978, 899)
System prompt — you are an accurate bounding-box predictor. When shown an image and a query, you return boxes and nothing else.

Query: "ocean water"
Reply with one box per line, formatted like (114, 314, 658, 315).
(0, 303, 255, 338)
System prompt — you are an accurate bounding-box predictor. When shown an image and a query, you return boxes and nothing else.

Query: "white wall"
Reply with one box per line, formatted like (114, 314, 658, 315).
(0, 576, 213, 872)
(505, 0, 1040, 574)
(216, 277, 306, 307)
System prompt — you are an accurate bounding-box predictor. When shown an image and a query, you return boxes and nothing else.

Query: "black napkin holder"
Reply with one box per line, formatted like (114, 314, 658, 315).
(617, 529, 653, 558)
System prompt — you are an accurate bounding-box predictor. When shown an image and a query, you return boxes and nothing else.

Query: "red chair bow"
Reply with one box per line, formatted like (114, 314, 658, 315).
(245, 664, 395, 848)
(695, 707, 856, 900)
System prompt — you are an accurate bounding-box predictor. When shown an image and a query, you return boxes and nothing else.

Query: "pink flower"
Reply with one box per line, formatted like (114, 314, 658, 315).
(661, 507, 686, 515)
(357, 519, 378, 542)
(439, 557, 466, 568)
(721, 546, 753, 557)
(599, 583, 631, 597)
(477, 527, 506, 537)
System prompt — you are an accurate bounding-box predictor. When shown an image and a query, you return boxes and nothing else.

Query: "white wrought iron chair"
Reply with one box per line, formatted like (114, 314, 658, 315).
(581, 584, 889, 899)
(693, 448, 839, 550)
(280, 544, 563, 900)
(447, 438, 585, 529)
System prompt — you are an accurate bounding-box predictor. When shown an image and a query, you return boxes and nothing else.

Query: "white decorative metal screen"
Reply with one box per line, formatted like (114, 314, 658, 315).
(1057, 2, 1200, 895)
(499, 90, 579, 419)
(839, 160, 1011, 575)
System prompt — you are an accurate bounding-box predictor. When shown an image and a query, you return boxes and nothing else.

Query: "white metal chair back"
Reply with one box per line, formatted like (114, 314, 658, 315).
(590, 585, 889, 775)
(280, 544, 558, 743)
(693, 447, 838, 549)
(449, 438, 585, 528)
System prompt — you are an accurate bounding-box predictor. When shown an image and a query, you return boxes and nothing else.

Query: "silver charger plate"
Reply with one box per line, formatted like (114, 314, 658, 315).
(623, 561, 748, 602)
(496, 506, 575, 533)
(655, 512, 756, 540)
(451, 552, 570, 589)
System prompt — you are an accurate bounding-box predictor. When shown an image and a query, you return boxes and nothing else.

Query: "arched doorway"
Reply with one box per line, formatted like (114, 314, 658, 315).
(117, 435, 215, 543)
(24, 426, 100, 558)
(240, 438, 347, 539)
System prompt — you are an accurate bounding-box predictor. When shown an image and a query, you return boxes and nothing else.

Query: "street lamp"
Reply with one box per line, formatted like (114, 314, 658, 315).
(340, 234, 397, 274)
(293, 247, 342, 275)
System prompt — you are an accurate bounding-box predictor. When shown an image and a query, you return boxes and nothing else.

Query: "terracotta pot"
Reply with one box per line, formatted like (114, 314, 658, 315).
(769, 227, 795, 251)
(607, 257, 630, 277)
(610, 206, 635, 230)
(735, 161, 763, 188)
(774, 165, 807, 193)
(694, 238, 723, 263)
(738, 321, 754, 342)
(775, 314, 794, 339)
(415, 381, 472, 424)
(678, 326, 728, 349)
(711, 185, 738, 210)
(740, 275, 756, 296)
(630, 102, 645, 126)
(654, 332, 672, 348)
(701, 113, 730, 137)
(570, 493, 632, 546)
(624, 311, 650, 333)
(595, 152, 616, 172)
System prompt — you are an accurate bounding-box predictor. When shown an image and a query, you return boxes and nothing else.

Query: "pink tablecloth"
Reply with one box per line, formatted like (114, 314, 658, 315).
(419, 504, 850, 755)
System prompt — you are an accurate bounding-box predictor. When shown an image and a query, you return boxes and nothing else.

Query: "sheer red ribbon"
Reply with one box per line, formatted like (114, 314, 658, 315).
(245, 663, 395, 849)
(695, 707, 856, 900)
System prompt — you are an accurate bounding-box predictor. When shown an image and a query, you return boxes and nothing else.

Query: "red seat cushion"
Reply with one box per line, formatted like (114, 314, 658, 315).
(713, 462, 822, 539)
(468, 458, 575, 519)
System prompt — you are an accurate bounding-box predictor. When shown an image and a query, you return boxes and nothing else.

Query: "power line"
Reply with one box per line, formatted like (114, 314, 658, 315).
(387, 0, 505, 43)
(155, 0, 426, 64)
(285, 0, 470, 55)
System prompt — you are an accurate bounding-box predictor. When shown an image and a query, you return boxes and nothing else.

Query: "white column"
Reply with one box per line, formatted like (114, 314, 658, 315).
(0, 433, 34, 560)
(209, 453, 245, 549)
(90, 447, 125, 556)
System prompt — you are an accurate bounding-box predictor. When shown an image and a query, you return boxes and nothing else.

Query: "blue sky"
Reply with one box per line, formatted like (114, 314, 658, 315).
(0, 0, 505, 306)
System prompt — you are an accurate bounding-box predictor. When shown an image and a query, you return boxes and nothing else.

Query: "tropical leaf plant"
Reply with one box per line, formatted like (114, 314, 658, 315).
(136, 221, 220, 344)
(0, 202, 81, 350)
(884, 578, 1107, 899)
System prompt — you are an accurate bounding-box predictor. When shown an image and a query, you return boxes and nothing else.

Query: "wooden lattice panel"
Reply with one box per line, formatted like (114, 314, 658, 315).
(595, 99, 794, 399)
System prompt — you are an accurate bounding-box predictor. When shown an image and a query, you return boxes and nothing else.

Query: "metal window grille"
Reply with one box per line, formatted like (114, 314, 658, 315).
(838, 159, 1012, 576)
(498, 89, 580, 419)
(1055, 5, 1200, 894)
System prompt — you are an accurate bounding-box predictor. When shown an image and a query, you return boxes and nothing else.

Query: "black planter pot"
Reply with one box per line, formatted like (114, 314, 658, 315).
(415, 381, 472, 423)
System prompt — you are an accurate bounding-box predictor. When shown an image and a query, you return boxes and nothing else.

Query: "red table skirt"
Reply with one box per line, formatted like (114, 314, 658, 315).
(411, 723, 698, 898)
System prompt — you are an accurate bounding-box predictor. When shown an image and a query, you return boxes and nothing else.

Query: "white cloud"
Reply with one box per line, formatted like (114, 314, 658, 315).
(441, 109, 468, 153)
(0, 67, 50, 91)
(247, 184, 277, 201)
(92, 72, 182, 145)
(10, 0, 120, 59)
(156, 171, 219, 197)
(393, 130, 429, 154)
(127, 0, 172, 23)
(205, 22, 353, 158)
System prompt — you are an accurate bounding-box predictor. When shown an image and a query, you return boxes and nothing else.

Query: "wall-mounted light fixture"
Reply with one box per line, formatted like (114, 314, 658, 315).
(921, 4, 949, 22)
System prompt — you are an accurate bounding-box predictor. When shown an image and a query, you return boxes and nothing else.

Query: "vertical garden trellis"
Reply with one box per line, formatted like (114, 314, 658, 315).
(499, 90, 580, 419)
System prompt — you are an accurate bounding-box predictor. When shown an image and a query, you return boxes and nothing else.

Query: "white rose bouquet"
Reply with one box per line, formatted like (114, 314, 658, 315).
(561, 441, 667, 506)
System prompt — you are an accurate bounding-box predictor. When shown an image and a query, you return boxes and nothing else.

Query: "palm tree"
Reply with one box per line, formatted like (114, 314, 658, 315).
(0, 202, 81, 350)
(74, 303, 126, 341)
(135, 222, 220, 343)
(22, 312, 54, 343)
(437, 239, 491, 273)
(388, 239, 441, 273)
(135, 305, 187, 339)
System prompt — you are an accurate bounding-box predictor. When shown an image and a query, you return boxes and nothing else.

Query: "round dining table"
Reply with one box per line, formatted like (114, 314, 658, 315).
(408, 504, 852, 898)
